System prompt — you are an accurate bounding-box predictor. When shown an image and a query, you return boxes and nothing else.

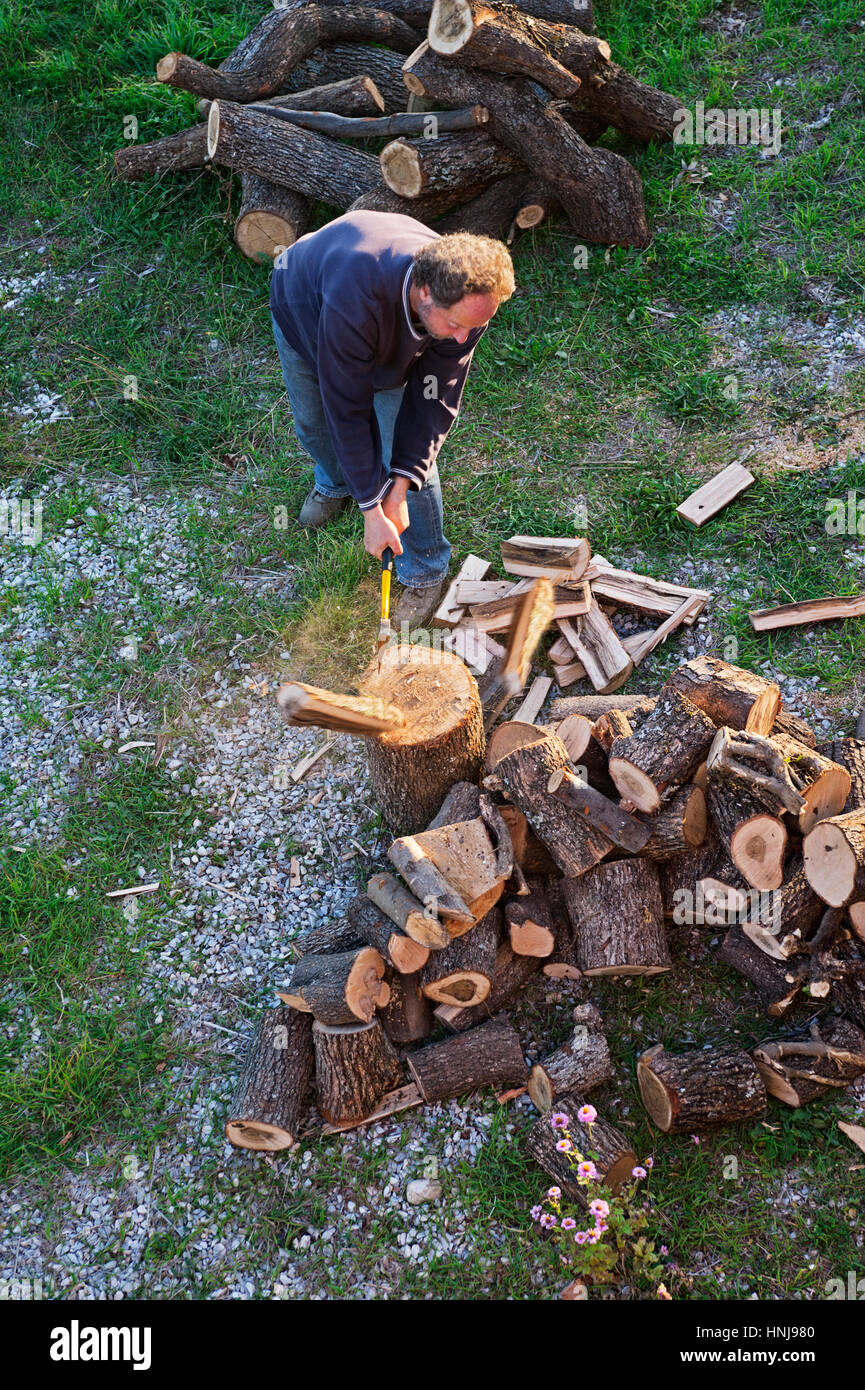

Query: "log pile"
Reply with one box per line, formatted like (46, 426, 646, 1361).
(226, 649, 865, 1172)
(114, 1, 685, 260)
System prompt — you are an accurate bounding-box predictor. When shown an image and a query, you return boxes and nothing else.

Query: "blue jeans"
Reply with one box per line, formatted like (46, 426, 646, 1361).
(272, 312, 451, 590)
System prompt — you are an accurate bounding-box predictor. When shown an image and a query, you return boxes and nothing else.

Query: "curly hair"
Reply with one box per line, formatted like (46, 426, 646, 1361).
(411, 233, 515, 308)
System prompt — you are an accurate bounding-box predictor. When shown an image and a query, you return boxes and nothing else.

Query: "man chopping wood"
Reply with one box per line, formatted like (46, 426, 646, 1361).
(270, 210, 515, 625)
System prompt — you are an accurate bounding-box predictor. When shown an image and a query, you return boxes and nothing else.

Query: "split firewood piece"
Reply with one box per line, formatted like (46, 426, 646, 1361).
(561, 600, 632, 695)
(253, 103, 491, 138)
(675, 461, 755, 528)
(817, 737, 865, 811)
(750, 593, 865, 633)
(157, 7, 419, 101)
(717, 924, 802, 1017)
(427, 779, 481, 829)
(496, 732, 614, 877)
(388, 835, 475, 932)
(484, 719, 548, 774)
(235, 174, 310, 262)
(498, 804, 558, 876)
(291, 917, 362, 958)
(637, 1045, 766, 1134)
(803, 808, 865, 907)
(363, 642, 485, 833)
(586, 561, 710, 619)
(752, 1017, 865, 1108)
(419, 904, 499, 1005)
(207, 101, 380, 209)
(402, 44, 649, 248)
(411, 816, 506, 925)
(378, 970, 434, 1045)
(114, 124, 208, 180)
(666, 656, 781, 735)
(276, 679, 405, 734)
(484, 578, 555, 724)
(505, 877, 556, 956)
(499, 535, 591, 581)
(637, 785, 707, 862)
(608, 688, 716, 813)
(549, 628, 578, 664)
(526, 1091, 636, 1201)
(436, 171, 530, 237)
(434, 552, 491, 627)
(313, 1018, 403, 1126)
(346, 894, 430, 973)
(513, 675, 554, 725)
(705, 779, 787, 893)
(710, 725, 850, 832)
(442, 625, 505, 675)
(551, 693, 656, 723)
(528, 1005, 612, 1110)
(366, 871, 450, 949)
(380, 129, 522, 199)
(454, 579, 515, 606)
(563, 858, 671, 977)
(774, 710, 817, 748)
(434, 943, 540, 1031)
(547, 767, 651, 854)
(428, 0, 583, 97)
(225, 1006, 314, 1151)
(551, 657, 588, 688)
(407, 1016, 527, 1103)
(278, 946, 389, 1024)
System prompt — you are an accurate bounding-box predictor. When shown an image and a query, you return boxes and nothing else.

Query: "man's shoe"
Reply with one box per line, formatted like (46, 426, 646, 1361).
(393, 582, 445, 628)
(298, 489, 349, 528)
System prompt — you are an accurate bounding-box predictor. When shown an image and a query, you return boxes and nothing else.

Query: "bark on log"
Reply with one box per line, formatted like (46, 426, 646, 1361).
(434, 942, 539, 1030)
(261, 0, 596, 32)
(666, 656, 781, 735)
(550, 694, 656, 723)
(528, 1005, 611, 1109)
(484, 720, 548, 774)
(350, 179, 472, 219)
(378, 969, 435, 1043)
(498, 804, 558, 875)
(717, 923, 802, 1016)
(363, 643, 485, 835)
(436, 171, 528, 238)
(803, 808, 865, 907)
(752, 1016, 865, 1108)
(419, 904, 499, 1004)
(563, 858, 671, 976)
(706, 779, 787, 891)
(496, 732, 614, 877)
(114, 124, 208, 180)
(774, 710, 817, 748)
(526, 1091, 636, 1200)
(513, 175, 561, 229)
(817, 738, 865, 813)
(279, 43, 415, 112)
(406, 1016, 527, 1102)
(251, 102, 490, 136)
(428, 0, 583, 98)
(208, 101, 379, 208)
(366, 870, 450, 949)
(225, 1006, 314, 1150)
(547, 766, 651, 853)
(346, 893, 430, 972)
(401, 43, 650, 248)
(732, 729, 850, 834)
(279, 946, 389, 1023)
(608, 689, 717, 813)
(292, 917, 362, 957)
(266, 73, 386, 114)
(638, 785, 707, 862)
(313, 1018, 403, 1124)
(235, 174, 310, 262)
(505, 878, 556, 956)
(428, 779, 481, 829)
(380, 128, 522, 197)
(637, 1044, 767, 1134)
(157, 6, 420, 102)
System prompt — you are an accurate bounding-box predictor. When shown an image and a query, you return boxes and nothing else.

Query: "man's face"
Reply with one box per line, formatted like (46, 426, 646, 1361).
(415, 287, 499, 345)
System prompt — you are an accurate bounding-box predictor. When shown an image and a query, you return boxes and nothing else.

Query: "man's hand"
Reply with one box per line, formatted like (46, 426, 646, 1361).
(382, 476, 410, 536)
(363, 505, 403, 560)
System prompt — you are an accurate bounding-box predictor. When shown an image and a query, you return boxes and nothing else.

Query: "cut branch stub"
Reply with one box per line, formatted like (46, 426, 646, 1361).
(380, 129, 522, 198)
(637, 1044, 767, 1134)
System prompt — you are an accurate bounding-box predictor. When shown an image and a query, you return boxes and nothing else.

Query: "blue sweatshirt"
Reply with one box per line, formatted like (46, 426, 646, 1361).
(270, 210, 487, 510)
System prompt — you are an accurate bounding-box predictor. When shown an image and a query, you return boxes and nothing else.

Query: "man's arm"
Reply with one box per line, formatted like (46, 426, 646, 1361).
(387, 325, 487, 491)
(315, 302, 391, 512)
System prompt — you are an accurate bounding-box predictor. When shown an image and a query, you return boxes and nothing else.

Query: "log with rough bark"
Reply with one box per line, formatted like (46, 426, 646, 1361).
(479, 792, 515, 882)
(280, 43, 416, 112)
(563, 858, 671, 977)
(363, 643, 485, 834)
(608, 688, 717, 813)
(717, 923, 801, 1016)
(428, 780, 481, 831)
(708, 725, 850, 835)
(207, 101, 380, 208)
(380, 128, 522, 197)
(291, 917, 362, 958)
(666, 656, 781, 735)
(428, 0, 683, 142)
(803, 808, 865, 907)
(752, 1016, 865, 1108)
(658, 829, 744, 923)
(285, 0, 597, 28)
(235, 174, 310, 262)
(434, 942, 540, 1029)
(366, 870, 450, 948)
(350, 179, 471, 220)
(225, 1006, 314, 1150)
(437, 170, 528, 237)
(740, 862, 823, 947)
(773, 710, 817, 748)
(705, 778, 787, 892)
(513, 174, 562, 230)
(504, 877, 559, 956)
(407, 1016, 527, 1102)
(313, 1018, 403, 1124)
(551, 693, 656, 723)
(526, 1091, 636, 1200)
(279, 946, 389, 1023)
(496, 732, 614, 876)
(484, 720, 548, 773)
(346, 893, 430, 972)
(267, 72, 387, 114)
(251, 102, 490, 137)
(528, 1004, 611, 1110)
(638, 785, 707, 861)
(379, 969, 435, 1043)
(114, 124, 208, 180)
(817, 737, 865, 813)
(402, 43, 649, 247)
(637, 1044, 767, 1134)
(547, 766, 651, 853)
(419, 903, 499, 1004)
(157, 6, 420, 102)
(409, 816, 506, 923)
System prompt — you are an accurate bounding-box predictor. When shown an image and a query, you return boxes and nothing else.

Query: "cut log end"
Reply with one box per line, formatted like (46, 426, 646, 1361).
(804, 820, 859, 906)
(224, 1118, 296, 1151)
(206, 100, 220, 160)
(607, 758, 660, 813)
(730, 815, 787, 891)
(156, 52, 180, 83)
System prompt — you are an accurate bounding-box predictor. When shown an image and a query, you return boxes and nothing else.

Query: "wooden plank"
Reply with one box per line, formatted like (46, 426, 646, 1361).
(435, 553, 491, 627)
(552, 657, 588, 687)
(749, 593, 865, 633)
(676, 462, 755, 528)
(512, 675, 553, 724)
(454, 579, 514, 605)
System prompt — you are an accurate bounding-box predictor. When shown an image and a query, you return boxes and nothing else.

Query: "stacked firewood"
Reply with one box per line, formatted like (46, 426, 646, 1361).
(114, 0, 686, 260)
(226, 651, 865, 1195)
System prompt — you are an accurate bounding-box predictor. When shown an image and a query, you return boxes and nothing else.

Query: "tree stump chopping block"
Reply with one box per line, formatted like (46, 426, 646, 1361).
(362, 643, 485, 834)
(406, 1016, 527, 1103)
(528, 1005, 611, 1110)
(666, 657, 781, 734)
(495, 731, 614, 877)
(313, 1018, 403, 1125)
(526, 1091, 636, 1201)
(637, 1044, 767, 1134)
(225, 1006, 314, 1150)
(608, 688, 717, 813)
(563, 858, 671, 977)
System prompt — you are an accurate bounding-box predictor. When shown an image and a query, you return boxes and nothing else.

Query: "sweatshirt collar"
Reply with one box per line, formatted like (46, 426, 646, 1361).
(402, 264, 426, 340)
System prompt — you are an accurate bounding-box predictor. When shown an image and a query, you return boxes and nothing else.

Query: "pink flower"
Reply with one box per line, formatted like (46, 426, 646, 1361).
(577, 1160, 598, 1180)
(594, 1219, 608, 1234)
(530, 1205, 542, 1221)
(632, 1165, 647, 1180)
(550, 1112, 569, 1130)
(657, 1283, 672, 1300)
(561, 1218, 576, 1230)
(556, 1138, 573, 1153)
(585, 1229, 600, 1244)
(691, 1134, 700, 1145)
(574, 1230, 588, 1245)
(546, 1186, 561, 1201)
(589, 1199, 609, 1219)
(645, 1156, 654, 1169)
(539, 1213, 557, 1229)
(660, 1245, 669, 1256)
(577, 1105, 597, 1124)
